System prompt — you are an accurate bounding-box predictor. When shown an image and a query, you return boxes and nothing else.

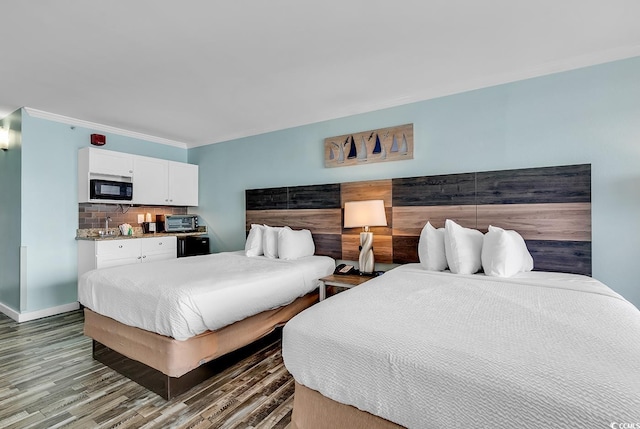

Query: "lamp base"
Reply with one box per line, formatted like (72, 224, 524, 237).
(358, 232, 375, 274)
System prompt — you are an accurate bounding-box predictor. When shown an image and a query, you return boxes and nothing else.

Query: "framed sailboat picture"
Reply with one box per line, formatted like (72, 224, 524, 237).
(324, 123, 413, 168)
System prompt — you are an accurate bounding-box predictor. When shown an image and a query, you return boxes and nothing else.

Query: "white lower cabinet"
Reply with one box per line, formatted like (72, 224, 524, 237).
(141, 236, 177, 263)
(78, 236, 177, 278)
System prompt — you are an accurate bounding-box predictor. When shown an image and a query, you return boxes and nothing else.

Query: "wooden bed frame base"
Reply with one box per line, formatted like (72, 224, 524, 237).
(291, 382, 403, 429)
(93, 329, 281, 400)
(85, 293, 318, 400)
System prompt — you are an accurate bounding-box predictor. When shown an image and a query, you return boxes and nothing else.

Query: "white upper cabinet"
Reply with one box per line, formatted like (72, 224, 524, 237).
(132, 157, 199, 206)
(168, 161, 199, 206)
(79, 147, 198, 206)
(133, 156, 169, 205)
(87, 148, 134, 177)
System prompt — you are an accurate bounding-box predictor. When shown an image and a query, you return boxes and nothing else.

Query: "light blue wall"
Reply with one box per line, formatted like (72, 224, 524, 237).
(15, 112, 187, 313)
(190, 56, 640, 308)
(0, 109, 23, 311)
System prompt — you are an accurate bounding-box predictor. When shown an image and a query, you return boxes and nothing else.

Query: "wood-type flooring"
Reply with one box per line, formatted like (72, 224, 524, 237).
(0, 310, 295, 428)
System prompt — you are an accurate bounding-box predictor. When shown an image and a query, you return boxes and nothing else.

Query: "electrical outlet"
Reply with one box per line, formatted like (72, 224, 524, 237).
(137, 214, 144, 224)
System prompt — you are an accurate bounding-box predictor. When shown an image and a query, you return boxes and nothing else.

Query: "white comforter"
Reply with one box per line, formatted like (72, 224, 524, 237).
(283, 264, 640, 428)
(79, 251, 334, 341)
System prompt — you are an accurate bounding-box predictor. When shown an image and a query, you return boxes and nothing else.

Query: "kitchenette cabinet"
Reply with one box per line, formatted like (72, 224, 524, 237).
(167, 161, 198, 206)
(86, 148, 134, 177)
(133, 157, 199, 206)
(132, 156, 169, 205)
(77, 236, 177, 278)
(78, 147, 199, 206)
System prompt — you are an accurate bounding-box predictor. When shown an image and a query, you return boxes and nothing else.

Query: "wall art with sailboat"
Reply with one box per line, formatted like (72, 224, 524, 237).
(324, 123, 413, 168)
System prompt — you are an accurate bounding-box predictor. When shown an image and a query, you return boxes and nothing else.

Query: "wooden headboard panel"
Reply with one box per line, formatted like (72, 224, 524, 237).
(246, 164, 591, 275)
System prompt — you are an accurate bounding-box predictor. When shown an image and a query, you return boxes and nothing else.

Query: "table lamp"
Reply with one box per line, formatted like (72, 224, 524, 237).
(343, 200, 387, 274)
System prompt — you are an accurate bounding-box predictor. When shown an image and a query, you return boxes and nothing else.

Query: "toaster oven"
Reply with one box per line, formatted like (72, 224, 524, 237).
(162, 215, 198, 232)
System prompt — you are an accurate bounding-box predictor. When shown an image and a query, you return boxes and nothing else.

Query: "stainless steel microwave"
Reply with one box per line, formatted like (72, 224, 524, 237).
(163, 215, 198, 232)
(89, 179, 133, 201)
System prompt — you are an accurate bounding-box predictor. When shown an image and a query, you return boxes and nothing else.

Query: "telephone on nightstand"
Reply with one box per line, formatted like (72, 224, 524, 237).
(334, 264, 357, 275)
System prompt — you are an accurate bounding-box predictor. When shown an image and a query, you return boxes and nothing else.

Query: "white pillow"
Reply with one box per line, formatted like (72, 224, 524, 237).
(444, 219, 484, 274)
(482, 225, 534, 277)
(245, 224, 265, 257)
(418, 222, 448, 271)
(278, 227, 315, 260)
(262, 225, 283, 259)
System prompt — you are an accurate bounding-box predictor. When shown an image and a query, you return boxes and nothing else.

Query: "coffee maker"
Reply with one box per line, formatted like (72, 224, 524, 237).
(142, 221, 156, 233)
(141, 212, 157, 233)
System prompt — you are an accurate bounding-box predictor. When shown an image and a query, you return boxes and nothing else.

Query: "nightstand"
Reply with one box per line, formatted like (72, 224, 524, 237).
(319, 274, 374, 301)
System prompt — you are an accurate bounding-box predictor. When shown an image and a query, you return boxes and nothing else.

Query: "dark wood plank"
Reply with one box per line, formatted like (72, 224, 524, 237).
(392, 173, 477, 206)
(392, 236, 419, 264)
(312, 234, 342, 259)
(288, 184, 341, 209)
(476, 164, 591, 204)
(392, 236, 592, 273)
(246, 188, 288, 210)
(526, 240, 592, 276)
(247, 184, 341, 210)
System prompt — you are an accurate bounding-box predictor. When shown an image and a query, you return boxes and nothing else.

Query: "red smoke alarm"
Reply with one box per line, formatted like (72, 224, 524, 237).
(91, 134, 106, 146)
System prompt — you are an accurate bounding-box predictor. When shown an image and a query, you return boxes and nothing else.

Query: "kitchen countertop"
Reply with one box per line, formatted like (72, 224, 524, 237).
(75, 227, 207, 241)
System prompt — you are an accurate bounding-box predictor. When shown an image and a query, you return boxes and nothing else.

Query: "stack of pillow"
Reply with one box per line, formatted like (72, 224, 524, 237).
(244, 224, 316, 260)
(418, 219, 534, 277)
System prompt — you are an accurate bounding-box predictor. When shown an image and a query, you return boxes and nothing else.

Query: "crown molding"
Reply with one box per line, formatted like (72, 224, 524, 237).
(23, 107, 187, 149)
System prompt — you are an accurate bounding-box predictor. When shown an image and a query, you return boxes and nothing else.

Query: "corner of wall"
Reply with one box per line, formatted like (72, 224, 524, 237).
(0, 109, 23, 312)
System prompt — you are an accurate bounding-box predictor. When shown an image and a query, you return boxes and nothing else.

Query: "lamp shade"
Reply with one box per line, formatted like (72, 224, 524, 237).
(344, 200, 387, 228)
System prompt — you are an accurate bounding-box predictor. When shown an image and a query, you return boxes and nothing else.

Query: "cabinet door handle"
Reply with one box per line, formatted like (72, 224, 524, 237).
(158, 242, 163, 245)
(142, 255, 147, 258)
(137, 256, 141, 259)
(119, 245, 123, 248)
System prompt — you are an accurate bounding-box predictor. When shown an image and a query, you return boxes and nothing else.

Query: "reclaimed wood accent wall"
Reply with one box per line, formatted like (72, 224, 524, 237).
(246, 164, 591, 275)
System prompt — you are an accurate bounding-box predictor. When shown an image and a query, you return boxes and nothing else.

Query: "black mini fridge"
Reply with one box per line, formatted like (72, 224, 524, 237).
(177, 236, 210, 257)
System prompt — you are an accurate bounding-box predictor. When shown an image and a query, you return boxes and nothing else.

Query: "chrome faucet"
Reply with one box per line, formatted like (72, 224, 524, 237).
(105, 216, 112, 235)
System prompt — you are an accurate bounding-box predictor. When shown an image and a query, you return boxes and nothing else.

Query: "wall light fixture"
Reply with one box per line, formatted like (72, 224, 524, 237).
(0, 127, 9, 151)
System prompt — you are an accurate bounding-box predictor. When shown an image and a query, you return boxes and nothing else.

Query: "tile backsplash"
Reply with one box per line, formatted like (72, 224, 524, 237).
(78, 204, 188, 229)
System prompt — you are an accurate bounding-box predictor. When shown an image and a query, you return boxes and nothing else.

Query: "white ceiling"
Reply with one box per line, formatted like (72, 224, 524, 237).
(2, 1, 640, 149)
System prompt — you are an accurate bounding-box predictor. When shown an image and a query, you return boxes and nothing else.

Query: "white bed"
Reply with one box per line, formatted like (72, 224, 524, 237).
(79, 250, 335, 341)
(79, 250, 335, 399)
(283, 264, 640, 428)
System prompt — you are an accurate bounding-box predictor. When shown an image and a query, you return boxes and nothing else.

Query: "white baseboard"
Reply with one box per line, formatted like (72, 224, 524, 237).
(0, 302, 20, 321)
(0, 301, 80, 323)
